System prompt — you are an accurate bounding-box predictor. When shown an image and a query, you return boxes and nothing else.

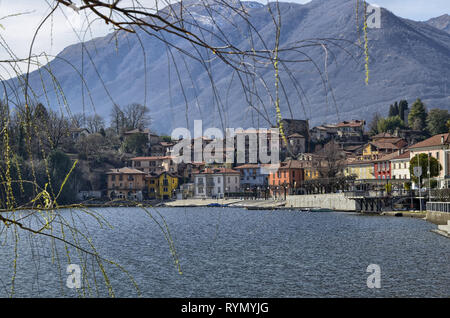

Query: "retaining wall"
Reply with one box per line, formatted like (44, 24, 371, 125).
(286, 194, 356, 211)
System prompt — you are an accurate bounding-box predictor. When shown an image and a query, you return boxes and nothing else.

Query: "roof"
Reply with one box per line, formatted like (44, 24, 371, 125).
(374, 152, 404, 162)
(369, 141, 406, 150)
(279, 160, 304, 169)
(107, 167, 146, 175)
(145, 171, 179, 179)
(390, 151, 411, 161)
(408, 133, 450, 149)
(288, 133, 305, 138)
(234, 163, 272, 170)
(194, 168, 240, 175)
(345, 160, 374, 166)
(336, 120, 365, 128)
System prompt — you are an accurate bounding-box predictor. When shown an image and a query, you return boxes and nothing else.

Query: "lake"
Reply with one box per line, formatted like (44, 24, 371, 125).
(0, 207, 448, 297)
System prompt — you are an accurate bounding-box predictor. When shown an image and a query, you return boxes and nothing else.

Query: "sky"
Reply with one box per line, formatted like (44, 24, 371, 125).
(0, 0, 448, 78)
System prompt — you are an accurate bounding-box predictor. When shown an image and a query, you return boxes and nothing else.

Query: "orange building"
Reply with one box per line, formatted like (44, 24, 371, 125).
(107, 167, 147, 200)
(268, 160, 304, 198)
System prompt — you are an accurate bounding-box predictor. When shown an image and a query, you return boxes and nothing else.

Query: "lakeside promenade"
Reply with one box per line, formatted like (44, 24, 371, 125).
(164, 198, 286, 209)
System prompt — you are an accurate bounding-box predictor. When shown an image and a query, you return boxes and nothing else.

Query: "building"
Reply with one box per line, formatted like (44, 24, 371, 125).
(335, 120, 365, 141)
(310, 124, 338, 142)
(374, 153, 398, 180)
(268, 160, 304, 198)
(193, 168, 241, 198)
(106, 167, 147, 200)
(390, 150, 411, 180)
(296, 153, 325, 180)
(408, 133, 450, 188)
(70, 127, 90, 140)
(177, 162, 206, 183)
(131, 156, 177, 174)
(286, 133, 306, 156)
(362, 137, 408, 160)
(344, 160, 375, 180)
(146, 172, 179, 200)
(234, 164, 270, 190)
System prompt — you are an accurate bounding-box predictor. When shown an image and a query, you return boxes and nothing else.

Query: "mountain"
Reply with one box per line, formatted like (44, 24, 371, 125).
(6, 0, 450, 134)
(425, 14, 450, 34)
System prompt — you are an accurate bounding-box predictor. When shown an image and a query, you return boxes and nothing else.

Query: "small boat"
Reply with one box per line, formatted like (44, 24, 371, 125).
(207, 203, 223, 207)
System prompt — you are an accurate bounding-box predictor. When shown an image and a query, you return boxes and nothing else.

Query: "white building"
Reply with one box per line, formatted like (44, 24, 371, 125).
(390, 151, 410, 180)
(194, 168, 240, 198)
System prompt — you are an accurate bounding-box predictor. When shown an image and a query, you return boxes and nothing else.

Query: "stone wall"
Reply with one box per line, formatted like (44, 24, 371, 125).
(286, 193, 357, 211)
(426, 211, 450, 225)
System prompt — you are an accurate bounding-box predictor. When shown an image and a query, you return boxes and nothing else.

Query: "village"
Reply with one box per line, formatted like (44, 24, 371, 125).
(82, 100, 450, 214)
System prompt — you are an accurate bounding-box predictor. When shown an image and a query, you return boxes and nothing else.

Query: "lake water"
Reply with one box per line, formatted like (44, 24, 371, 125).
(0, 207, 449, 297)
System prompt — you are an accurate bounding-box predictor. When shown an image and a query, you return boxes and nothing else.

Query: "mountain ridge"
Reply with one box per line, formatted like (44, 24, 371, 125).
(7, 0, 450, 134)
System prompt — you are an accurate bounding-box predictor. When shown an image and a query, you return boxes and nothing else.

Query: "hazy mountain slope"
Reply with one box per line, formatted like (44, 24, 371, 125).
(8, 0, 450, 133)
(425, 14, 450, 34)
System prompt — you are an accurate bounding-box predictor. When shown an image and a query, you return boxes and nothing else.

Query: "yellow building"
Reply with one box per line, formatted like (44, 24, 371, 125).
(344, 160, 375, 180)
(146, 172, 179, 200)
(304, 167, 320, 180)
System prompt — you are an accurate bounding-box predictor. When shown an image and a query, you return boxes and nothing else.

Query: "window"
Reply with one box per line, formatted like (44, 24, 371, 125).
(437, 152, 440, 159)
(112, 175, 116, 181)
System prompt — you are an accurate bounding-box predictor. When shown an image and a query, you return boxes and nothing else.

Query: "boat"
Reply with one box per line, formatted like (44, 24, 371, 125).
(207, 203, 223, 207)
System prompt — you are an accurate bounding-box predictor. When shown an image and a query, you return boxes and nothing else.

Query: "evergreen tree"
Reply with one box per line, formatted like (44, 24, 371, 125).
(426, 108, 450, 136)
(408, 98, 427, 131)
(388, 102, 399, 117)
(398, 100, 408, 122)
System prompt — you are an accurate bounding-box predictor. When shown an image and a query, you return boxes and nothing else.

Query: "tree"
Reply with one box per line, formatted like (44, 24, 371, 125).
(123, 103, 151, 131)
(110, 103, 151, 135)
(426, 108, 450, 136)
(398, 100, 408, 122)
(317, 140, 346, 178)
(408, 99, 427, 131)
(48, 150, 81, 204)
(409, 153, 441, 186)
(388, 102, 399, 117)
(377, 115, 405, 133)
(122, 133, 149, 155)
(86, 114, 105, 134)
(368, 112, 382, 136)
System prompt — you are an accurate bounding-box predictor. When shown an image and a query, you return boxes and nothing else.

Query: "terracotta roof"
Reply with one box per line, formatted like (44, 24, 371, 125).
(107, 167, 146, 174)
(279, 160, 304, 169)
(408, 133, 450, 149)
(390, 151, 410, 161)
(345, 160, 374, 166)
(234, 164, 260, 169)
(336, 120, 365, 128)
(369, 141, 405, 150)
(374, 152, 404, 162)
(235, 163, 273, 169)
